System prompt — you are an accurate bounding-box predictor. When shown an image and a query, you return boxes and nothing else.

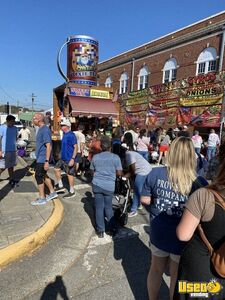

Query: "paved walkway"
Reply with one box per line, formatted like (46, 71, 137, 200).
(0, 158, 63, 269)
(0, 154, 160, 270)
(0, 158, 53, 248)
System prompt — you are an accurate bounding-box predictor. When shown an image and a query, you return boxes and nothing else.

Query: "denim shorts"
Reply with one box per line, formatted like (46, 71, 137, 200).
(0, 151, 17, 169)
(150, 243, 180, 263)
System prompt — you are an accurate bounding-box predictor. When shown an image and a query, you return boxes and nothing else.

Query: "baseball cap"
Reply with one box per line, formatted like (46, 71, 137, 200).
(60, 118, 71, 127)
(183, 125, 188, 129)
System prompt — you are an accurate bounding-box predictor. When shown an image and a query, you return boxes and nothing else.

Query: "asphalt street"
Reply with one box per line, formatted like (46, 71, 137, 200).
(0, 182, 170, 300)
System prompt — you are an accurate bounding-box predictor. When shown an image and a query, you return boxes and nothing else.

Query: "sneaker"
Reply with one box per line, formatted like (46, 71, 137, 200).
(9, 179, 17, 187)
(54, 185, 65, 193)
(96, 231, 104, 238)
(106, 228, 118, 237)
(138, 204, 143, 210)
(63, 191, 76, 199)
(31, 198, 47, 206)
(128, 211, 138, 217)
(46, 192, 58, 202)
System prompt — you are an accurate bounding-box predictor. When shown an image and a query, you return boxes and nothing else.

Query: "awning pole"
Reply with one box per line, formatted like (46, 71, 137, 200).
(219, 86, 225, 142)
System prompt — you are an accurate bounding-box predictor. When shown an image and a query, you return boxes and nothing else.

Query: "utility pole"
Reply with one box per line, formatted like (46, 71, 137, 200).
(6, 101, 9, 114)
(30, 93, 37, 118)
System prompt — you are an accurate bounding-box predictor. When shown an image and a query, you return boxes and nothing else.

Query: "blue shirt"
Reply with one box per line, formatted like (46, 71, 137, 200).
(0, 125, 17, 152)
(141, 167, 208, 254)
(61, 131, 77, 162)
(36, 125, 52, 163)
(90, 151, 122, 192)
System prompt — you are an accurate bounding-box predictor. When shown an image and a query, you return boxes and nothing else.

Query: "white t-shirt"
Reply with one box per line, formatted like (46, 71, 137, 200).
(136, 136, 150, 151)
(208, 133, 220, 147)
(192, 135, 203, 148)
(74, 131, 85, 153)
(126, 151, 152, 176)
(19, 128, 31, 141)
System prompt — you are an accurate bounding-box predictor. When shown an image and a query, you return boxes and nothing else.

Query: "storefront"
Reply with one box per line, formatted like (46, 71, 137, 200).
(119, 72, 225, 133)
(53, 83, 119, 132)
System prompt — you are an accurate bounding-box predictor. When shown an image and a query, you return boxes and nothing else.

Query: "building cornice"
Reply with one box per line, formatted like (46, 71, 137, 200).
(98, 20, 225, 73)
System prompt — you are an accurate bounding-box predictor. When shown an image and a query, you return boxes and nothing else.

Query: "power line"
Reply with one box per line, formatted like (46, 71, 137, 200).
(0, 85, 17, 103)
(0, 84, 52, 108)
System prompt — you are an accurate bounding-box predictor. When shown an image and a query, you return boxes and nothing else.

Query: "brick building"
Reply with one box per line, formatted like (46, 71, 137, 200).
(98, 11, 225, 130)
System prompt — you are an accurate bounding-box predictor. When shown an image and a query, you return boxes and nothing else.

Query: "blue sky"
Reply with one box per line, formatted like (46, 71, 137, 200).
(0, 0, 224, 110)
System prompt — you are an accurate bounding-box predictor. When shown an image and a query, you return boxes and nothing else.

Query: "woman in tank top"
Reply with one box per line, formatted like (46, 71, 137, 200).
(174, 159, 225, 299)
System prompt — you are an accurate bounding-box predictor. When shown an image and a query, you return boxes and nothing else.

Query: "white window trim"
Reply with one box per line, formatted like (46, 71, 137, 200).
(196, 47, 217, 75)
(105, 76, 112, 88)
(138, 66, 149, 90)
(196, 60, 217, 75)
(162, 58, 177, 83)
(162, 68, 177, 83)
(119, 73, 128, 94)
(138, 74, 149, 90)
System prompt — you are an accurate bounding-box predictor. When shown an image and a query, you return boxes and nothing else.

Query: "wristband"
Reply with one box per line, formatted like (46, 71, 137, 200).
(45, 160, 49, 162)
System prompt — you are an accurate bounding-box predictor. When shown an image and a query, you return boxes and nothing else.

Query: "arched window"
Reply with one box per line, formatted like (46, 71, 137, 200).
(138, 66, 149, 90)
(119, 72, 128, 94)
(105, 76, 112, 88)
(163, 58, 177, 83)
(196, 47, 217, 74)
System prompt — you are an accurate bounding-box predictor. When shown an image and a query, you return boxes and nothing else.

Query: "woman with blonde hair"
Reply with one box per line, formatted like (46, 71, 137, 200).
(174, 155, 225, 299)
(141, 137, 208, 300)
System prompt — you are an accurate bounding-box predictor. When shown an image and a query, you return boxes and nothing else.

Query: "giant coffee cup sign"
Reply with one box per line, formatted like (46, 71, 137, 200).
(57, 35, 99, 86)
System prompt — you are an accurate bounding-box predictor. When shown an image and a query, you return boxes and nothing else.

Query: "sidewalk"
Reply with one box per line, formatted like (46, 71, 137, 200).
(0, 158, 63, 269)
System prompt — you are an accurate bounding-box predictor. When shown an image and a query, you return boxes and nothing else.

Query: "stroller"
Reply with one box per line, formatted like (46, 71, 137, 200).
(17, 140, 28, 157)
(112, 177, 132, 226)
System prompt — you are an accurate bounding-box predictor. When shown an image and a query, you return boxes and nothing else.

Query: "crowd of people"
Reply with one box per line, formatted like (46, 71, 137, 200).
(0, 114, 225, 299)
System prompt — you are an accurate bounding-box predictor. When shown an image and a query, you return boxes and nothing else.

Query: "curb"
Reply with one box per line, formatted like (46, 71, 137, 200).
(0, 198, 64, 270)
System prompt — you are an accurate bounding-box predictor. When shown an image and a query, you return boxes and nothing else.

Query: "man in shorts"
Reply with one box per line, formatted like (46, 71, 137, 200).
(54, 118, 78, 198)
(0, 115, 18, 187)
(31, 113, 57, 205)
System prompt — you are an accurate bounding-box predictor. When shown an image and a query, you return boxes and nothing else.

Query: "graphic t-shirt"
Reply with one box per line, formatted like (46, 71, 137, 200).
(141, 167, 208, 254)
(61, 131, 77, 162)
(90, 151, 122, 192)
(0, 125, 17, 152)
(36, 125, 52, 163)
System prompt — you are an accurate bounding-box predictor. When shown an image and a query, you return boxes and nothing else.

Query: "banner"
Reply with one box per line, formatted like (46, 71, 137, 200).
(90, 89, 110, 99)
(68, 87, 90, 97)
(179, 83, 223, 106)
(180, 94, 223, 106)
(119, 72, 225, 127)
(190, 105, 221, 127)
